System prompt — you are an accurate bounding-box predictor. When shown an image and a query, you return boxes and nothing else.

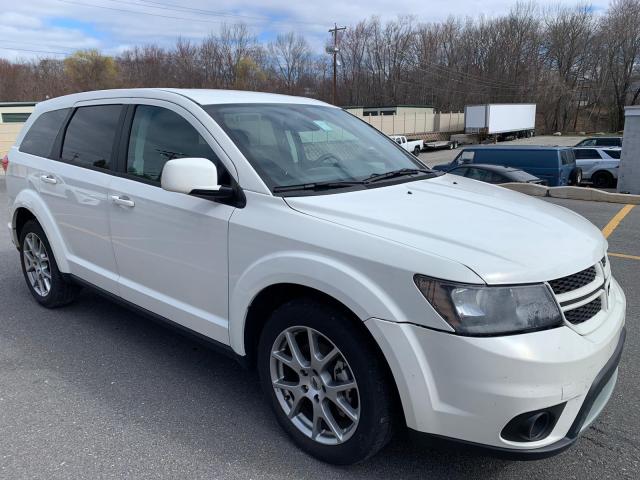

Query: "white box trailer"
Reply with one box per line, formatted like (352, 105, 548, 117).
(464, 104, 536, 138)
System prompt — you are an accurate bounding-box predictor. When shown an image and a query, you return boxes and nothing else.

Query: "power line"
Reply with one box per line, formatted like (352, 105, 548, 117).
(57, 0, 323, 30)
(116, 0, 324, 27)
(0, 45, 70, 56)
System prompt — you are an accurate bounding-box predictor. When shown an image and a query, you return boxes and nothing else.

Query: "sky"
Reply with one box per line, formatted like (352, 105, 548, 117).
(0, 0, 610, 61)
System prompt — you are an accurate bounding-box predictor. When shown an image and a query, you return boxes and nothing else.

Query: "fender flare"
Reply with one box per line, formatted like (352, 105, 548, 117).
(228, 251, 404, 355)
(10, 189, 71, 272)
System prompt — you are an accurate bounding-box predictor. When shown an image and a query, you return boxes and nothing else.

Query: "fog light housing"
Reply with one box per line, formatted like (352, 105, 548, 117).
(501, 403, 566, 442)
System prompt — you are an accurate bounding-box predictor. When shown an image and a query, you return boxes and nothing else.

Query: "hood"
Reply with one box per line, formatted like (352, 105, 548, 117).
(284, 175, 605, 284)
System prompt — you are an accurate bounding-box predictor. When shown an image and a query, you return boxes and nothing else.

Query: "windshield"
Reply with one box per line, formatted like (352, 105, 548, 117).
(204, 103, 429, 192)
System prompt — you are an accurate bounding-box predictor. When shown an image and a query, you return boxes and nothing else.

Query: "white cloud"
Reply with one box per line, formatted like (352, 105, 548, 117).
(0, 0, 610, 60)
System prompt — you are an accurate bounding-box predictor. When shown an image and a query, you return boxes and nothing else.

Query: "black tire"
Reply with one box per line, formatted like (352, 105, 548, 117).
(413, 146, 421, 156)
(258, 298, 396, 465)
(569, 167, 583, 186)
(592, 171, 614, 189)
(19, 220, 81, 308)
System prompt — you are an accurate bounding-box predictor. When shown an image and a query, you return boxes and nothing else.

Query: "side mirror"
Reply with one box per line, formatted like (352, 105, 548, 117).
(161, 157, 232, 198)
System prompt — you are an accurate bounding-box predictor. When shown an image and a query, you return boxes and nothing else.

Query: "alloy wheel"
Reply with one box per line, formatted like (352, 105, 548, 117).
(270, 326, 360, 445)
(23, 232, 51, 297)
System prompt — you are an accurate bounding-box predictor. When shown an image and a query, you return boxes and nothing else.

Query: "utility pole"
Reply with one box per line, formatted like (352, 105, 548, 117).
(328, 23, 346, 105)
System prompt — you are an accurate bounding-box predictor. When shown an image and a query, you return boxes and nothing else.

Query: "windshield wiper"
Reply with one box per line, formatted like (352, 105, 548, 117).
(272, 180, 364, 193)
(363, 168, 434, 184)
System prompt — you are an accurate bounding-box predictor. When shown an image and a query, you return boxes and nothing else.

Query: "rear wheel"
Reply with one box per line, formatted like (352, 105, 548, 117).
(19, 220, 80, 308)
(592, 171, 614, 189)
(258, 298, 395, 464)
(569, 168, 583, 186)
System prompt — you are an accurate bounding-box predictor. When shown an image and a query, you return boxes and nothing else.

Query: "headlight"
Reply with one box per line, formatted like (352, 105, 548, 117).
(414, 275, 563, 336)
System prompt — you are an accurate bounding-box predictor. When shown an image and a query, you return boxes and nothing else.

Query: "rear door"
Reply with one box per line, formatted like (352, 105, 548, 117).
(107, 101, 235, 344)
(559, 150, 576, 186)
(34, 103, 123, 292)
(574, 148, 602, 179)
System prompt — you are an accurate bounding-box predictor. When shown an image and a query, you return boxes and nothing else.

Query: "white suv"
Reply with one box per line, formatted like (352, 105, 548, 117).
(5, 89, 626, 464)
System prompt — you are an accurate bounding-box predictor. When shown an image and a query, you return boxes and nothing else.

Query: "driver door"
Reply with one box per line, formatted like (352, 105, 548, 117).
(108, 102, 235, 344)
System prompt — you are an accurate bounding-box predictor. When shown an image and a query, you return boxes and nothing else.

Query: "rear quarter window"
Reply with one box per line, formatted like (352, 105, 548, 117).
(19, 108, 70, 158)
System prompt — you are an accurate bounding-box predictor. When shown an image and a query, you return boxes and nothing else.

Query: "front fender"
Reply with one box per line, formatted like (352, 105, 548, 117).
(228, 251, 404, 355)
(10, 189, 71, 272)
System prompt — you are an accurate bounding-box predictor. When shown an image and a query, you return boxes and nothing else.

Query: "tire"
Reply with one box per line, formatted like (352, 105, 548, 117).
(448, 142, 454, 150)
(592, 171, 614, 189)
(19, 220, 81, 308)
(413, 146, 421, 156)
(569, 168, 582, 186)
(258, 298, 395, 465)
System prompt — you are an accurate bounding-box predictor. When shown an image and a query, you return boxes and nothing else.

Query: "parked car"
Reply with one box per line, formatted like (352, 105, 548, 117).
(433, 145, 581, 186)
(575, 137, 622, 148)
(5, 89, 625, 465)
(424, 139, 459, 150)
(573, 147, 620, 188)
(389, 135, 423, 155)
(447, 163, 544, 185)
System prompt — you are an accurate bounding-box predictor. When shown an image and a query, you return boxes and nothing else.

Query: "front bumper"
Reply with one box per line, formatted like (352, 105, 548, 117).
(366, 277, 626, 454)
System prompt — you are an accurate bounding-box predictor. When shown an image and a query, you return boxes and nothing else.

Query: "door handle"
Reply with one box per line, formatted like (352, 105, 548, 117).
(110, 195, 135, 208)
(40, 174, 58, 185)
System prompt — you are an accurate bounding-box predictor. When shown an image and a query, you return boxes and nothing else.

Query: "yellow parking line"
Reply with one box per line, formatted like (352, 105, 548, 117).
(609, 252, 640, 261)
(602, 204, 635, 239)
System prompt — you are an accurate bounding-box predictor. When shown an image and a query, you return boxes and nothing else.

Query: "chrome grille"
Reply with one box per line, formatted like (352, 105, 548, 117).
(548, 266, 596, 295)
(564, 298, 602, 325)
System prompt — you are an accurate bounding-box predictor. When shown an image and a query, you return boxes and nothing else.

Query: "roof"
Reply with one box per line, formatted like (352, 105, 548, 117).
(343, 104, 435, 110)
(461, 145, 570, 151)
(573, 146, 622, 150)
(31, 88, 332, 113)
(578, 136, 622, 139)
(0, 102, 37, 107)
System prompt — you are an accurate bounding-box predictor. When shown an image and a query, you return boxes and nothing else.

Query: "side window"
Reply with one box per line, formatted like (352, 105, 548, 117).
(449, 167, 467, 177)
(597, 138, 620, 147)
(20, 108, 70, 158)
(61, 105, 122, 169)
(127, 105, 227, 184)
(465, 167, 492, 182)
(574, 149, 600, 160)
(490, 172, 508, 183)
(605, 149, 621, 159)
(458, 150, 474, 164)
(560, 151, 575, 166)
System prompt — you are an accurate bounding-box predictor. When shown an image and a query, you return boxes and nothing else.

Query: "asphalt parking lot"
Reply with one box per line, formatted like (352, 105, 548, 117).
(0, 176, 638, 479)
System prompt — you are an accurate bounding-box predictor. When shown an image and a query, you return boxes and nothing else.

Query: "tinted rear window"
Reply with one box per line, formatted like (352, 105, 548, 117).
(61, 105, 122, 170)
(605, 149, 621, 159)
(20, 108, 69, 158)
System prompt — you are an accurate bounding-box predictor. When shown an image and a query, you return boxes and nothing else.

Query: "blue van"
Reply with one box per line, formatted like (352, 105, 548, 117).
(432, 145, 580, 186)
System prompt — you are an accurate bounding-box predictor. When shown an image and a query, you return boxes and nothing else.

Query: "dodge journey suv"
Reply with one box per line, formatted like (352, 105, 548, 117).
(5, 89, 626, 464)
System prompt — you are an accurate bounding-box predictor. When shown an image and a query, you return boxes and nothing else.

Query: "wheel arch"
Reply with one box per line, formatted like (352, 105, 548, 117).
(242, 281, 406, 424)
(10, 191, 71, 272)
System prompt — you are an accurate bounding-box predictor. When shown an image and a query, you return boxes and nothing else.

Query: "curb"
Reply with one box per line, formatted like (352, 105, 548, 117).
(501, 183, 640, 205)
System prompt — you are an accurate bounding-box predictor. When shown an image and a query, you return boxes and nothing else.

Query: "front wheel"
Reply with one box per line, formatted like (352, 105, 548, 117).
(413, 146, 421, 156)
(258, 298, 395, 464)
